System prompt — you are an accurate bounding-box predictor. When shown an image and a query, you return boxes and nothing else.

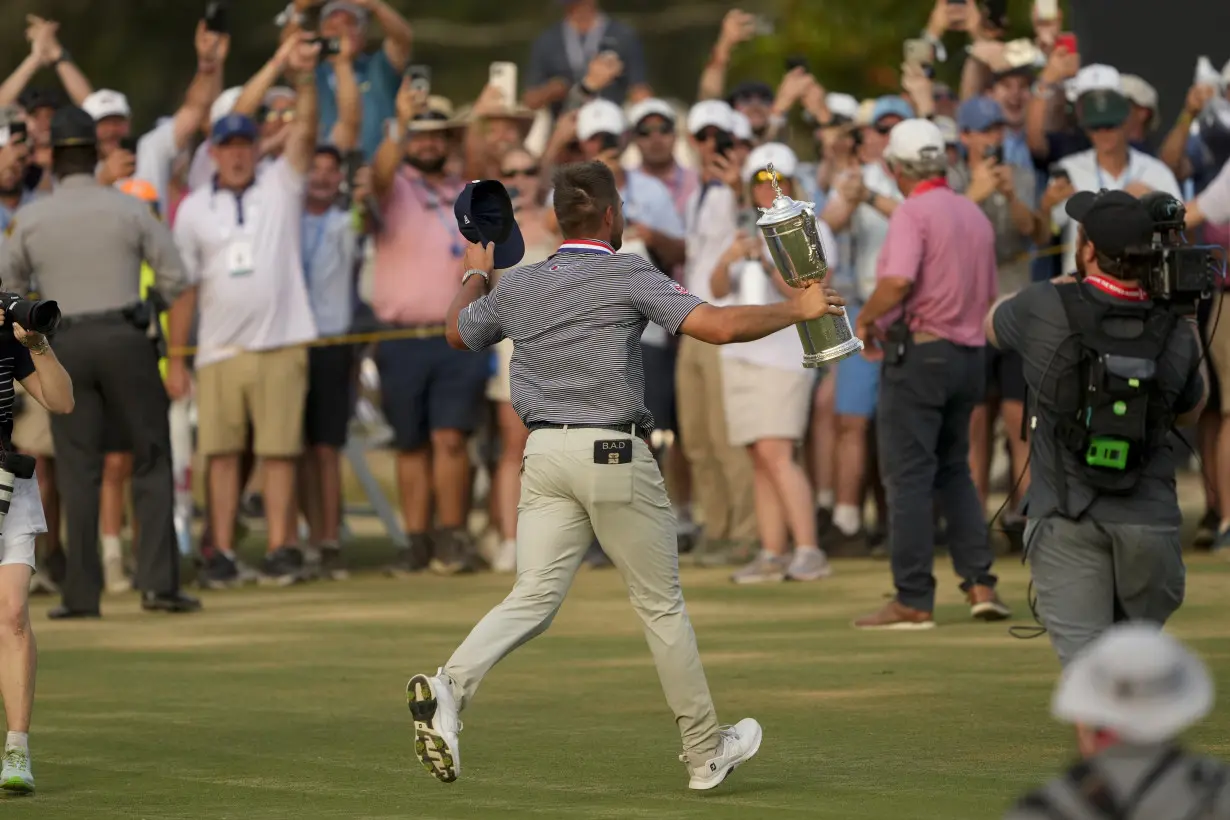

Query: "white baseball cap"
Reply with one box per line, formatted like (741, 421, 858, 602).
(576, 99, 627, 141)
(321, 1, 369, 26)
(210, 86, 244, 125)
(1052, 624, 1213, 744)
(1120, 74, 1159, 115)
(825, 93, 859, 123)
(885, 118, 946, 165)
(730, 111, 753, 142)
(742, 142, 798, 182)
(686, 99, 735, 136)
(933, 115, 959, 146)
(627, 98, 676, 128)
(1066, 64, 1123, 102)
(82, 89, 131, 122)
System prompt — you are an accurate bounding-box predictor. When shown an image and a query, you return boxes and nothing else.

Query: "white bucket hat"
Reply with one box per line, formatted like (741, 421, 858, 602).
(1052, 623, 1214, 744)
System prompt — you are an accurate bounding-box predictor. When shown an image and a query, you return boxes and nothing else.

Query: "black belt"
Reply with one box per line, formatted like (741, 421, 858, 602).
(527, 422, 651, 444)
(57, 308, 131, 330)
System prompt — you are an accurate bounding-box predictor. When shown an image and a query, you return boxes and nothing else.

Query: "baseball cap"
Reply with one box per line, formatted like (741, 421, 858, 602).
(1064, 189, 1155, 257)
(50, 106, 98, 148)
(1052, 623, 1213, 744)
(210, 86, 244, 125)
(211, 113, 259, 145)
(686, 100, 735, 136)
(885, 118, 945, 165)
(576, 99, 627, 141)
(933, 116, 959, 146)
(730, 111, 753, 142)
(18, 87, 63, 113)
(454, 180, 525, 270)
(1120, 74, 1159, 118)
(82, 89, 131, 122)
(956, 96, 1007, 132)
(871, 96, 915, 126)
(1067, 64, 1123, 102)
(825, 93, 859, 124)
(742, 142, 798, 183)
(727, 80, 775, 106)
(1077, 88, 1131, 130)
(321, 1, 369, 26)
(627, 98, 676, 128)
(264, 86, 297, 106)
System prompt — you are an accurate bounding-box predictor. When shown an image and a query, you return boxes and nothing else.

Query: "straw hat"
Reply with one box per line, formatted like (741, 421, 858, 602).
(407, 96, 464, 133)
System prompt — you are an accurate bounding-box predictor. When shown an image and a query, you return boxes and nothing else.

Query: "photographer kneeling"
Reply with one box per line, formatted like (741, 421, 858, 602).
(0, 300, 74, 794)
(987, 190, 1207, 755)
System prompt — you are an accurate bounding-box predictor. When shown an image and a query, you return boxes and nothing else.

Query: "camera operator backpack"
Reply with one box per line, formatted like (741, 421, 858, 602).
(1048, 283, 1178, 506)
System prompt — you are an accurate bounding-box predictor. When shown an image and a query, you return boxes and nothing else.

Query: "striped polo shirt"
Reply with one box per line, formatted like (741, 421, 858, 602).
(456, 239, 704, 430)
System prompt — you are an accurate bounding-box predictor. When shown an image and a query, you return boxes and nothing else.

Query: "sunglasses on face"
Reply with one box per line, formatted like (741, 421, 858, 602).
(873, 122, 897, 135)
(732, 93, 773, 107)
(751, 169, 780, 185)
(502, 167, 539, 178)
(636, 123, 674, 138)
(263, 109, 296, 124)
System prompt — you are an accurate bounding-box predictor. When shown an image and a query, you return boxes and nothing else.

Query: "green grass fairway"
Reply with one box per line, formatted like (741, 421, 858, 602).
(10, 552, 1230, 819)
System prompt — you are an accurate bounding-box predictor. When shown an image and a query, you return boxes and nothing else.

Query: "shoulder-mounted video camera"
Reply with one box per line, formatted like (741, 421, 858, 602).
(1124, 192, 1225, 313)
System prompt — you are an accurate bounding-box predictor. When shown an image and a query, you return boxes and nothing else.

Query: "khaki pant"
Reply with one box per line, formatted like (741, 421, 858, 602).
(1208, 293, 1230, 411)
(675, 337, 756, 542)
(197, 347, 308, 458)
(444, 426, 721, 763)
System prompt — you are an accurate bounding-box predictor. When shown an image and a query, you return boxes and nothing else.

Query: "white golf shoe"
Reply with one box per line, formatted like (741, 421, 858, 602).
(1, 744, 34, 795)
(682, 718, 763, 790)
(408, 669, 462, 783)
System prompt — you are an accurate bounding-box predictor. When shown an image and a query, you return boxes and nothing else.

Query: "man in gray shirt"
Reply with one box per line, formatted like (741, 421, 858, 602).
(1006, 624, 1230, 819)
(0, 107, 199, 619)
(988, 191, 1204, 680)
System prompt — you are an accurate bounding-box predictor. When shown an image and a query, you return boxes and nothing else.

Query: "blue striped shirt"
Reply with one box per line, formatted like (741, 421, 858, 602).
(456, 239, 704, 430)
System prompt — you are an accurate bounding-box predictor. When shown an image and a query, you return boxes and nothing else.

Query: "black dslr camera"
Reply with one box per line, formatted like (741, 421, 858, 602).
(0, 292, 61, 335)
(1125, 193, 1225, 313)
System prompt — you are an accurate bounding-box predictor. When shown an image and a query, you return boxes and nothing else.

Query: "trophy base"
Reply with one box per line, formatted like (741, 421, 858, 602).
(802, 336, 864, 368)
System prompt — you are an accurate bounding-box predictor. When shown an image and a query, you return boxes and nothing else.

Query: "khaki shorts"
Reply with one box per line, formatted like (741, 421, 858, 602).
(197, 346, 308, 458)
(1208, 292, 1230, 411)
(720, 356, 814, 447)
(11, 384, 55, 457)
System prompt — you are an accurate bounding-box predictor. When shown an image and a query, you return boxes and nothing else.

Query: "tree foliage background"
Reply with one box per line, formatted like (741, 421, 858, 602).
(0, 0, 1056, 127)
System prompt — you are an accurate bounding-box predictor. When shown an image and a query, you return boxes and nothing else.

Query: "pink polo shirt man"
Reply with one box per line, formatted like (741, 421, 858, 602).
(373, 166, 466, 326)
(874, 178, 998, 346)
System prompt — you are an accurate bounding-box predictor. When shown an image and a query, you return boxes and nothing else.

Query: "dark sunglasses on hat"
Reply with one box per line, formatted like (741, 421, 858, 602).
(635, 122, 674, 138)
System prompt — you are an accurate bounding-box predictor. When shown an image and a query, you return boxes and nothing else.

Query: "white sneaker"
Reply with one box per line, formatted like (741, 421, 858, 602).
(492, 539, 517, 574)
(103, 553, 131, 594)
(1, 745, 34, 795)
(682, 718, 763, 790)
(408, 669, 462, 783)
(786, 548, 832, 582)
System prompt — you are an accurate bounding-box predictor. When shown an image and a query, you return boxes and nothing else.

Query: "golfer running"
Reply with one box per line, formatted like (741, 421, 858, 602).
(407, 161, 847, 790)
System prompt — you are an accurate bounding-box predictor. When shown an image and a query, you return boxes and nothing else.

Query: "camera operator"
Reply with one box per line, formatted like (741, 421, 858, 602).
(987, 190, 1206, 755)
(0, 299, 73, 795)
(0, 107, 200, 619)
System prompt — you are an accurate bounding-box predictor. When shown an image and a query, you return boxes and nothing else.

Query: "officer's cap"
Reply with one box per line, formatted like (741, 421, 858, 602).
(50, 106, 98, 148)
(454, 180, 525, 270)
(1052, 623, 1213, 744)
(1065, 189, 1154, 258)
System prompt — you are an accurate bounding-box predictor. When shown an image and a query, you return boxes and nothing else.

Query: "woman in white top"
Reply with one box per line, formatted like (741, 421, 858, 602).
(485, 149, 560, 572)
(710, 143, 833, 584)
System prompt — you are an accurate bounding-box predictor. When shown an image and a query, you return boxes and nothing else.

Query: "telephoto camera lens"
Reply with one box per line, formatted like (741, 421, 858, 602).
(0, 292, 61, 334)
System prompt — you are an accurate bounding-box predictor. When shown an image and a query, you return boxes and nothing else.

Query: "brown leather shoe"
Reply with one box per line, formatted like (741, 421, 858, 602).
(852, 600, 935, 630)
(967, 584, 1011, 621)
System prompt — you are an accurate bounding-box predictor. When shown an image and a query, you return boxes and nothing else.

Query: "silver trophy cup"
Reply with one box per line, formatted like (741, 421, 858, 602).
(755, 164, 863, 367)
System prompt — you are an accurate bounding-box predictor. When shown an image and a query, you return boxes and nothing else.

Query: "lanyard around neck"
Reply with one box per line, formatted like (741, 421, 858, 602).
(562, 16, 608, 80)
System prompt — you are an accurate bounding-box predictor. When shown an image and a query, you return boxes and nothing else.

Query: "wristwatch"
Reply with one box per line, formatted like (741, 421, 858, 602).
(51, 49, 72, 67)
(462, 269, 490, 287)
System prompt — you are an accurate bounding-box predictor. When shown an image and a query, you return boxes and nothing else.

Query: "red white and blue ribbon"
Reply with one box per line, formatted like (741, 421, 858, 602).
(557, 239, 615, 255)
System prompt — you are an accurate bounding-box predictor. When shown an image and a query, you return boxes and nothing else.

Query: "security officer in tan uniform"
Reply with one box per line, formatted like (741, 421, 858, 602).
(1006, 624, 1230, 819)
(0, 106, 199, 618)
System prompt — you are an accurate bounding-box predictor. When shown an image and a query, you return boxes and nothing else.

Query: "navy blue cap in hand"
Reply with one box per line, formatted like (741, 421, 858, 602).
(454, 179, 525, 269)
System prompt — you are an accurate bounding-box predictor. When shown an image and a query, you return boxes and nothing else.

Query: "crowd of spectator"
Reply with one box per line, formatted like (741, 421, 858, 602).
(0, 0, 1228, 597)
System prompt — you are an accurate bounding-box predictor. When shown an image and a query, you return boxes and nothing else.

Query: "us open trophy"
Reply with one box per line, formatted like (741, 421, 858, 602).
(756, 163, 863, 367)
